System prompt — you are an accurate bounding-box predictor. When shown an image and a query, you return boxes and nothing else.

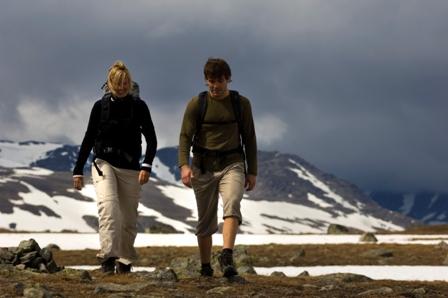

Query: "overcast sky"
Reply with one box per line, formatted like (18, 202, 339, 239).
(1, 0, 447, 192)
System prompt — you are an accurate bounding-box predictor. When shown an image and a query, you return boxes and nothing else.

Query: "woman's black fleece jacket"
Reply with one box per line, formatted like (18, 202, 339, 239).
(73, 94, 157, 176)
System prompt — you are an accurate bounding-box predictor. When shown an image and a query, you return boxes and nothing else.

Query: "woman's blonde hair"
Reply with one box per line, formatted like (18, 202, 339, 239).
(107, 60, 132, 96)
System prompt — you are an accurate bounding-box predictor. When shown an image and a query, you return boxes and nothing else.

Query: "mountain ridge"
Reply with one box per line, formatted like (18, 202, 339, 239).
(0, 139, 417, 233)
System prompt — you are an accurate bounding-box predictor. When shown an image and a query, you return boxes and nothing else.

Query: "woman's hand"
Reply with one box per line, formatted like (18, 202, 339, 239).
(139, 170, 150, 185)
(73, 176, 84, 190)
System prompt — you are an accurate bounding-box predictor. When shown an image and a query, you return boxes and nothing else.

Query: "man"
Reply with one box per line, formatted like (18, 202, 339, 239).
(178, 58, 257, 278)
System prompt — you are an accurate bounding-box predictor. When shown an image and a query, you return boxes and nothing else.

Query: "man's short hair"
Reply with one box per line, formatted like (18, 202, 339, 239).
(204, 58, 232, 80)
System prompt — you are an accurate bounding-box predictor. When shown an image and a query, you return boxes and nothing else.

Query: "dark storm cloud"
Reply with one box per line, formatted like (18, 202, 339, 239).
(1, 0, 447, 192)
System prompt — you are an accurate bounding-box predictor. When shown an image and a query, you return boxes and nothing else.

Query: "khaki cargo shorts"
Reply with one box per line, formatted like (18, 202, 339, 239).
(191, 162, 245, 237)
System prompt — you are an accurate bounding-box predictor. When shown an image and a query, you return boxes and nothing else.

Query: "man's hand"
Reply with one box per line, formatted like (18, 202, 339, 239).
(245, 175, 256, 191)
(139, 170, 150, 185)
(181, 165, 193, 188)
(73, 176, 84, 190)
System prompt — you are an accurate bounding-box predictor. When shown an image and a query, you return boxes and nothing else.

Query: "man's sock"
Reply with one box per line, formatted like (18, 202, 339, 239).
(222, 248, 233, 255)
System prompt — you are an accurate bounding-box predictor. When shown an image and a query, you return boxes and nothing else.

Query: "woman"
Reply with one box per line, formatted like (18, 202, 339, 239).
(73, 61, 157, 274)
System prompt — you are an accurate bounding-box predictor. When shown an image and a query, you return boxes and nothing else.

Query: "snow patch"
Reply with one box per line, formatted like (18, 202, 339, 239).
(152, 157, 179, 185)
(0, 141, 62, 168)
(399, 194, 415, 215)
(288, 159, 358, 211)
(307, 193, 332, 208)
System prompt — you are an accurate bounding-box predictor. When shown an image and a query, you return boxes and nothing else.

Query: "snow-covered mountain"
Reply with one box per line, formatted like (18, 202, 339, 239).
(369, 191, 448, 225)
(0, 140, 416, 233)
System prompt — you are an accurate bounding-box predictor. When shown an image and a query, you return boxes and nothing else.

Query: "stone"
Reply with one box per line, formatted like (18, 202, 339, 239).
(45, 244, 61, 251)
(58, 268, 91, 281)
(46, 260, 60, 273)
(442, 254, 448, 265)
(238, 265, 257, 275)
(320, 284, 337, 291)
(40, 247, 53, 262)
(289, 248, 306, 263)
(295, 248, 306, 257)
(94, 282, 151, 294)
(18, 239, 41, 254)
(297, 270, 310, 277)
(360, 248, 394, 258)
(29, 257, 45, 269)
(436, 241, 448, 249)
(206, 286, 232, 295)
(412, 287, 426, 294)
(38, 263, 48, 273)
(357, 287, 393, 296)
(169, 256, 201, 278)
(24, 287, 48, 298)
(233, 245, 253, 266)
(359, 232, 378, 242)
(302, 284, 319, 289)
(0, 248, 15, 263)
(20, 251, 38, 264)
(79, 270, 92, 281)
(152, 268, 178, 282)
(270, 271, 286, 277)
(14, 282, 24, 296)
(318, 273, 372, 283)
(23, 284, 54, 298)
(327, 224, 350, 234)
(15, 264, 26, 270)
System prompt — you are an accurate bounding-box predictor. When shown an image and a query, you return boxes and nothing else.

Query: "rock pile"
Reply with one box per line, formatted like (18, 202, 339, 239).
(169, 245, 256, 278)
(0, 238, 62, 273)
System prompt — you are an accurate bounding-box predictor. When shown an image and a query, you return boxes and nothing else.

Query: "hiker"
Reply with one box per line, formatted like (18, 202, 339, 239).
(178, 58, 257, 277)
(72, 60, 157, 274)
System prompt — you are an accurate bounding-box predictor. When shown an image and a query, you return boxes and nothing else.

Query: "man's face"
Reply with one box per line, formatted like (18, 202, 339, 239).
(205, 76, 230, 99)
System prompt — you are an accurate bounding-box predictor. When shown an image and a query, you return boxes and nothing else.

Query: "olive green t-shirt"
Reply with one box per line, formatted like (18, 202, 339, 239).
(178, 92, 257, 175)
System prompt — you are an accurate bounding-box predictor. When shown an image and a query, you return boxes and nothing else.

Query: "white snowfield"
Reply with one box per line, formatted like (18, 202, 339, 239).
(256, 266, 448, 282)
(1, 233, 448, 250)
(0, 141, 62, 168)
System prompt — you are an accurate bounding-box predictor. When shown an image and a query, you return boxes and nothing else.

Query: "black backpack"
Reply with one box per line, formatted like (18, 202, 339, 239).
(93, 94, 137, 164)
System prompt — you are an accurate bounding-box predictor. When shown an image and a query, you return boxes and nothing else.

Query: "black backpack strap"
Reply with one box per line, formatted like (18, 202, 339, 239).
(229, 90, 244, 145)
(230, 90, 247, 174)
(94, 94, 111, 177)
(193, 91, 208, 145)
(100, 93, 112, 123)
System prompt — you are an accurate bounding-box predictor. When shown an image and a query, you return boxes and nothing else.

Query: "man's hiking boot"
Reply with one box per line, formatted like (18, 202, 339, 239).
(100, 257, 116, 274)
(218, 250, 238, 278)
(116, 261, 132, 274)
(200, 264, 214, 277)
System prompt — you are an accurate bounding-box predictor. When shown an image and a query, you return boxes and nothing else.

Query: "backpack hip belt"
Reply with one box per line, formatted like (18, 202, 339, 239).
(192, 145, 244, 174)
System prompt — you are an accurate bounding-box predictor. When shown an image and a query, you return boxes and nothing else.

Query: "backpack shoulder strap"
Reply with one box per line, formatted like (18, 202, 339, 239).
(229, 90, 244, 145)
(194, 91, 208, 143)
(100, 93, 112, 123)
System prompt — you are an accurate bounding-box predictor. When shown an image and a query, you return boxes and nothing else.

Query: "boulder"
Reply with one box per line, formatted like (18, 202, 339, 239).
(270, 271, 286, 277)
(317, 273, 372, 283)
(18, 239, 41, 255)
(359, 232, 378, 242)
(327, 224, 350, 234)
(361, 248, 393, 258)
(357, 287, 393, 296)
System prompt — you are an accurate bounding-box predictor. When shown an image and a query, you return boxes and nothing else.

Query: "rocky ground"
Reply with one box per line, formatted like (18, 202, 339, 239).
(2, 239, 448, 297)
